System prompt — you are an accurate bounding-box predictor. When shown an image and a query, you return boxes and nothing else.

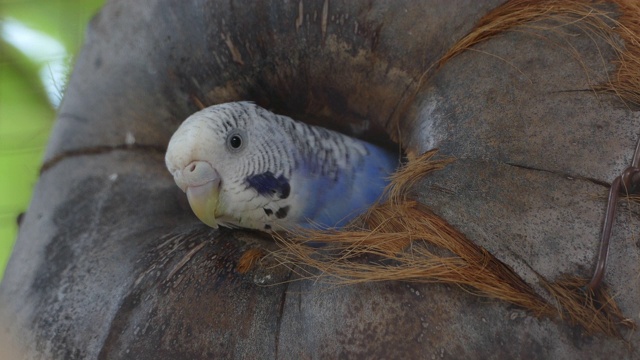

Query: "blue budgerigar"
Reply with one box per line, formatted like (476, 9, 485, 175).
(165, 102, 398, 232)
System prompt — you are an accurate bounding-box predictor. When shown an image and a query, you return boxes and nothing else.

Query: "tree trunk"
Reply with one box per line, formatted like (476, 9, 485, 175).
(1, 1, 639, 358)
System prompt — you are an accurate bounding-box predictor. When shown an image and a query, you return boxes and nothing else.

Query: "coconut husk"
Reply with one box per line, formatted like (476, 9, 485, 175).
(237, 0, 640, 337)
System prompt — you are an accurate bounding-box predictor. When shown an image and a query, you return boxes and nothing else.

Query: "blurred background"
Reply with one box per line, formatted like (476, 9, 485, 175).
(0, 0, 104, 279)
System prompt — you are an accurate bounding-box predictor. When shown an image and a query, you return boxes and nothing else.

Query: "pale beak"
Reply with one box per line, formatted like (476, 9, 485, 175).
(186, 180, 221, 229)
(177, 161, 221, 229)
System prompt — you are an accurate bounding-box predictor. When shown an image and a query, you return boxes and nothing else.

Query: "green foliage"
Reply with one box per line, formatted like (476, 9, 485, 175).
(0, 0, 105, 280)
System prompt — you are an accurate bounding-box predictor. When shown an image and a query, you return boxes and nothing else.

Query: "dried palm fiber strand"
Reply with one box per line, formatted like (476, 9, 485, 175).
(389, 0, 640, 146)
(239, 0, 639, 336)
(264, 151, 552, 319)
(544, 276, 635, 337)
(596, 1, 640, 106)
(436, 0, 640, 106)
(388, 0, 631, 141)
(237, 248, 267, 274)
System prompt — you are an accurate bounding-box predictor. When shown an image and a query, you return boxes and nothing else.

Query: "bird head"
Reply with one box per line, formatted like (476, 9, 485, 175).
(165, 102, 292, 228)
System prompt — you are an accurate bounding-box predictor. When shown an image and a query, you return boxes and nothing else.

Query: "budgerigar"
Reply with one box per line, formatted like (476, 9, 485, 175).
(165, 102, 398, 232)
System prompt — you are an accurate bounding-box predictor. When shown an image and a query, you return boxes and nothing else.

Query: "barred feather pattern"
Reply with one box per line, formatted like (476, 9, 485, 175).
(199, 102, 369, 180)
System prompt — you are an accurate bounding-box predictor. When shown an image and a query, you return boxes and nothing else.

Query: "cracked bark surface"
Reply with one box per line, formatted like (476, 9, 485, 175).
(0, 0, 639, 359)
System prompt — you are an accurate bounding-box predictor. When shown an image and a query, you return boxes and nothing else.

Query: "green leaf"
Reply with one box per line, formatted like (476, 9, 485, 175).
(0, 0, 105, 279)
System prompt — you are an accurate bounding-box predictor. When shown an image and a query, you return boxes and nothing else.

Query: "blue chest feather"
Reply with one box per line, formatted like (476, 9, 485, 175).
(245, 172, 291, 199)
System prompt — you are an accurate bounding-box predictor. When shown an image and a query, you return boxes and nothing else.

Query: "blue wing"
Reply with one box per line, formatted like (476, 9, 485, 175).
(300, 143, 398, 229)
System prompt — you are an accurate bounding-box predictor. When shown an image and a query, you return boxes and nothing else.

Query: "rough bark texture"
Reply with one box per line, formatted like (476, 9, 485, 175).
(1, 0, 639, 359)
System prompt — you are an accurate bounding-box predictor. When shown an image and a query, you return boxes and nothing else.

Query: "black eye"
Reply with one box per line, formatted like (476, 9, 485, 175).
(226, 129, 246, 152)
(230, 135, 242, 148)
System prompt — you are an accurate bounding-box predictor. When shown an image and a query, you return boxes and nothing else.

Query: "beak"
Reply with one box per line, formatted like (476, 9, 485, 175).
(186, 180, 221, 229)
(177, 160, 222, 229)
